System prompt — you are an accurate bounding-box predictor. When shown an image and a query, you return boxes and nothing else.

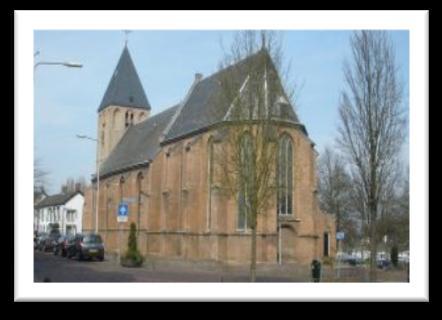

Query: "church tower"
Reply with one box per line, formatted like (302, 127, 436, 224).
(97, 45, 151, 164)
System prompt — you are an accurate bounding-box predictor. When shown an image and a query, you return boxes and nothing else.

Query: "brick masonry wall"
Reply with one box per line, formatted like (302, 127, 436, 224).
(82, 124, 336, 265)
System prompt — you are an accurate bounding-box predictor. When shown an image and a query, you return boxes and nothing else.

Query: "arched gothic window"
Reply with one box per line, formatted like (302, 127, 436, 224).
(207, 137, 214, 230)
(277, 134, 293, 215)
(119, 176, 125, 201)
(238, 132, 254, 230)
(136, 172, 144, 230)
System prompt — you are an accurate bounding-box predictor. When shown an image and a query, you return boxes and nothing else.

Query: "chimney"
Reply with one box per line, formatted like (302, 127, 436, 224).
(195, 73, 203, 82)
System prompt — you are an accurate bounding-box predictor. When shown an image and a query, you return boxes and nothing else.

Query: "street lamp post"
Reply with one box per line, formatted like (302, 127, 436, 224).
(34, 52, 83, 232)
(77, 135, 99, 234)
(34, 61, 83, 70)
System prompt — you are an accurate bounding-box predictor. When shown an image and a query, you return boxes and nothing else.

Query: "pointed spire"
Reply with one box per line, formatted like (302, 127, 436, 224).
(98, 46, 151, 112)
(261, 31, 266, 50)
(123, 30, 132, 47)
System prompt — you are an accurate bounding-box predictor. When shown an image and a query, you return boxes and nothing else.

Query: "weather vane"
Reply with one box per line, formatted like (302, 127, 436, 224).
(123, 30, 132, 46)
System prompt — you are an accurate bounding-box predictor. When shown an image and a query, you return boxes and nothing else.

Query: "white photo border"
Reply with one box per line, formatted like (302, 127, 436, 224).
(15, 10, 428, 301)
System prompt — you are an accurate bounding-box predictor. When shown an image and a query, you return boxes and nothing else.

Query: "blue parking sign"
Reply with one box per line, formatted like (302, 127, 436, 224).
(118, 202, 128, 222)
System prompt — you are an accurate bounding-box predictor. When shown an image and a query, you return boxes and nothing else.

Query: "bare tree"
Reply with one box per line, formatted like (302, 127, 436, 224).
(377, 166, 409, 255)
(214, 31, 295, 281)
(34, 158, 49, 200)
(318, 147, 351, 233)
(396, 168, 409, 251)
(337, 31, 406, 281)
(61, 176, 88, 194)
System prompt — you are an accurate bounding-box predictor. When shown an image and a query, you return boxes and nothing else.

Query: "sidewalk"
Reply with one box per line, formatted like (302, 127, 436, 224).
(107, 252, 408, 282)
(105, 252, 319, 282)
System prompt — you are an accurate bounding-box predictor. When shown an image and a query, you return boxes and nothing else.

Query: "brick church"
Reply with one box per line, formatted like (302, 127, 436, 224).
(82, 44, 335, 265)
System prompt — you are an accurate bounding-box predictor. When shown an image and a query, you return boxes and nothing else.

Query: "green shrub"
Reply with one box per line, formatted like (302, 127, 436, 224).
(122, 222, 144, 267)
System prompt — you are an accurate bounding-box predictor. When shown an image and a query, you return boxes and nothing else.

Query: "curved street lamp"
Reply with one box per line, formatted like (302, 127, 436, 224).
(34, 61, 83, 70)
(34, 52, 83, 234)
(76, 134, 100, 234)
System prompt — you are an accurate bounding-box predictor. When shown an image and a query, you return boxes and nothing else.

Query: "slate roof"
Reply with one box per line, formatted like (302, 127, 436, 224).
(99, 48, 303, 178)
(99, 105, 179, 177)
(35, 191, 82, 209)
(98, 46, 151, 112)
(163, 49, 300, 142)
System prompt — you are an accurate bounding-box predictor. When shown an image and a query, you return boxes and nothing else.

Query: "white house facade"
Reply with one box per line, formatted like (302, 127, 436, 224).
(34, 191, 84, 235)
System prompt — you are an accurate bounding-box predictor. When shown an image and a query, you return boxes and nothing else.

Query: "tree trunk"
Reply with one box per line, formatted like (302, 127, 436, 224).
(250, 225, 257, 282)
(369, 215, 377, 282)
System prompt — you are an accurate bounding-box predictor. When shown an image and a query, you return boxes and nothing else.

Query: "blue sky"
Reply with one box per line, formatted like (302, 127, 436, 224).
(34, 30, 409, 194)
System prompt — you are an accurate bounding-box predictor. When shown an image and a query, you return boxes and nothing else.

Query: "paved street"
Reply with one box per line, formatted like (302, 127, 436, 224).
(35, 251, 227, 282)
(34, 251, 300, 282)
(34, 250, 408, 283)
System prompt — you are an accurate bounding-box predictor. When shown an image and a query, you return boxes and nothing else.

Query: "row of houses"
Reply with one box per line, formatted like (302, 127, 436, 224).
(34, 191, 84, 235)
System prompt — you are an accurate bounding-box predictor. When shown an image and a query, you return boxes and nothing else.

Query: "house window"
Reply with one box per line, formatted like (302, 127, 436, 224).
(67, 210, 76, 222)
(125, 112, 129, 128)
(277, 134, 293, 216)
(238, 132, 254, 230)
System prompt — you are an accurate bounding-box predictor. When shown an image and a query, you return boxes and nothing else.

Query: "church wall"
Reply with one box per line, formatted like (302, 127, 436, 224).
(91, 124, 335, 265)
(82, 185, 94, 232)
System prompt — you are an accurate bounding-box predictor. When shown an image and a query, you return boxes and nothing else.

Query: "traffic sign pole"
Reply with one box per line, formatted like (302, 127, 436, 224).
(117, 202, 129, 265)
(336, 232, 345, 280)
(337, 239, 341, 279)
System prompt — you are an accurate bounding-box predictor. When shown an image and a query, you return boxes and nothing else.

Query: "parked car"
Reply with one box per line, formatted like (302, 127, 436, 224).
(34, 231, 40, 249)
(53, 234, 73, 257)
(36, 232, 49, 251)
(67, 233, 104, 261)
(377, 252, 391, 269)
(342, 254, 359, 266)
(398, 251, 409, 264)
(40, 230, 61, 252)
(377, 257, 391, 269)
